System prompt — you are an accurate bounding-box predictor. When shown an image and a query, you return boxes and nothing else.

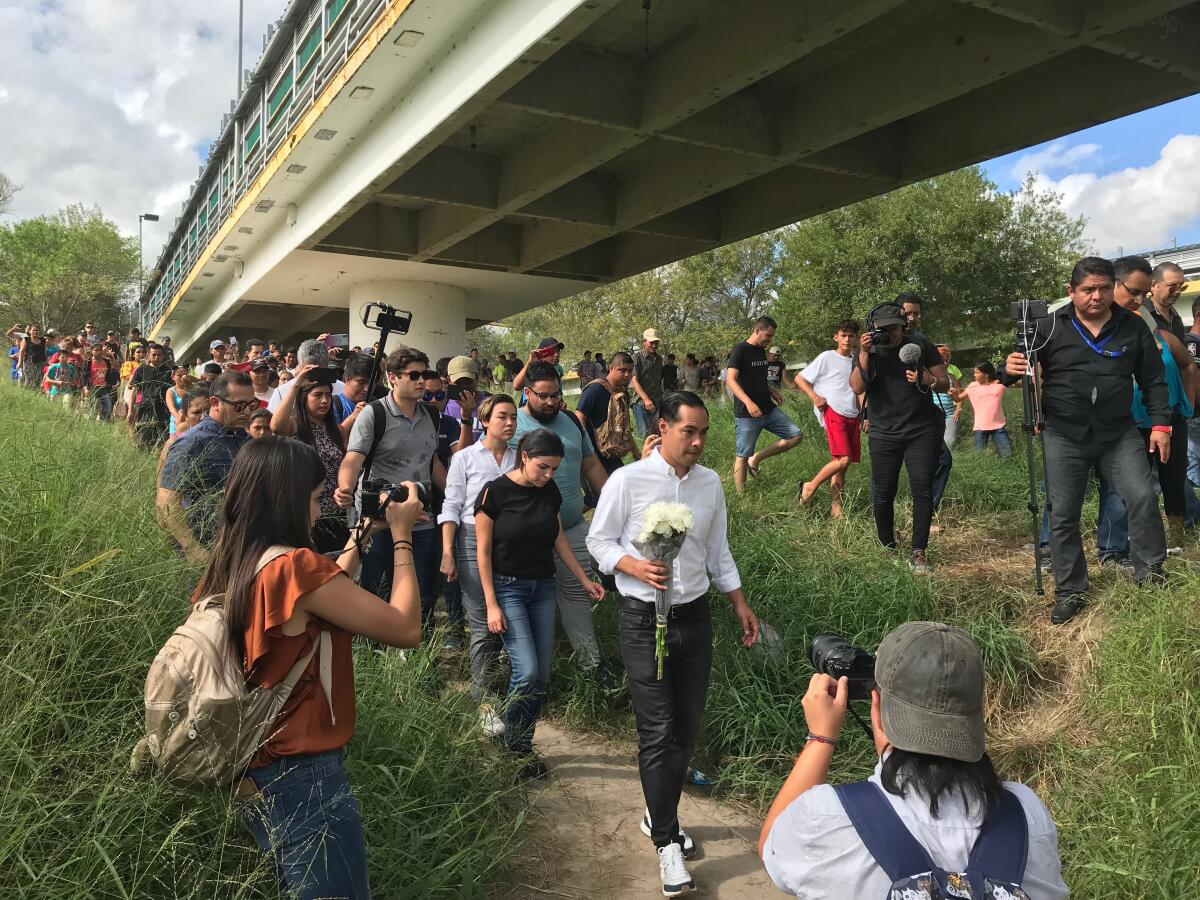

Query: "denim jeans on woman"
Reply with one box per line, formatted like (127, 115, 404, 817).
(241, 749, 370, 900)
(455, 523, 503, 701)
(493, 575, 557, 754)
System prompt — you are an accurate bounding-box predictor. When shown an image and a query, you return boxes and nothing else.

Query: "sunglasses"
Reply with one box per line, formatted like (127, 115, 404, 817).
(424, 390, 446, 402)
(215, 396, 260, 413)
(395, 370, 438, 382)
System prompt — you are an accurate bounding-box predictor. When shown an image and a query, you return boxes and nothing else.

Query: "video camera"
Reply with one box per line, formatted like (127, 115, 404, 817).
(1011, 299, 1049, 354)
(809, 633, 876, 701)
(360, 478, 432, 519)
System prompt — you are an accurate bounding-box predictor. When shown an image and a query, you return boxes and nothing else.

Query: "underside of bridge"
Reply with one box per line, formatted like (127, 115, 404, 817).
(311, 0, 1200, 282)
(149, 0, 1200, 360)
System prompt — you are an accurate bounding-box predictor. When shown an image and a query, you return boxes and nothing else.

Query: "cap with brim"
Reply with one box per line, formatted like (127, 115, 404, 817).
(871, 306, 906, 329)
(250, 359, 271, 371)
(538, 337, 564, 350)
(643, 328, 661, 343)
(210, 339, 226, 350)
(447, 355, 476, 383)
(875, 622, 985, 763)
(769, 346, 781, 355)
(46, 329, 58, 336)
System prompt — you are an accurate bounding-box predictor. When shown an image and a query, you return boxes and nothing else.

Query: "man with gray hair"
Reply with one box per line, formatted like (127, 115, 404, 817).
(1150, 261, 1189, 341)
(266, 338, 341, 413)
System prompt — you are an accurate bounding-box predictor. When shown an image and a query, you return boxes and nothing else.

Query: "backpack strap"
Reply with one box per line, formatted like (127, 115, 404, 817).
(359, 398, 390, 486)
(834, 781, 938, 884)
(965, 788, 1029, 888)
(256, 545, 337, 725)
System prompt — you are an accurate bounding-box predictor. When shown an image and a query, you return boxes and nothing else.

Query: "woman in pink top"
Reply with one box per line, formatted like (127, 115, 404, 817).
(951, 362, 1013, 458)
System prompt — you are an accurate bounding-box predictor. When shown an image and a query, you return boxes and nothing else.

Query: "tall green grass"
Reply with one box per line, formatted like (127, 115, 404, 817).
(0, 384, 526, 898)
(557, 388, 1200, 895)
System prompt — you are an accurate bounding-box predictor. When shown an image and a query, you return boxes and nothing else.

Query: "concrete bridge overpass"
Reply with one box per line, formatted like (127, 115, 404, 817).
(141, 0, 1200, 361)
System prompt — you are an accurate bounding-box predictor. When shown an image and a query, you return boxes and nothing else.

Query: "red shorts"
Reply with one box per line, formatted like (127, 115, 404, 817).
(823, 407, 861, 462)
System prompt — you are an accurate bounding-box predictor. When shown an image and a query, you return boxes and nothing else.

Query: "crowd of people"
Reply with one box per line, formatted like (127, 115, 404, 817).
(16, 250, 1197, 898)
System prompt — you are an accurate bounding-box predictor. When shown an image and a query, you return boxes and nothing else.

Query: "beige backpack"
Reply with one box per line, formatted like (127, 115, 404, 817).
(594, 384, 635, 459)
(131, 545, 334, 788)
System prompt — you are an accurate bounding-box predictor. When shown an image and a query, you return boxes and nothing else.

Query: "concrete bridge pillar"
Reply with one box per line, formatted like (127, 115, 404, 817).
(347, 281, 467, 364)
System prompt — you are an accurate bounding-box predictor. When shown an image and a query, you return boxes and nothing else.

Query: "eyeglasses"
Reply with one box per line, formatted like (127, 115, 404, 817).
(215, 396, 260, 413)
(1163, 281, 1187, 295)
(1118, 280, 1152, 300)
(528, 389, 563, 401)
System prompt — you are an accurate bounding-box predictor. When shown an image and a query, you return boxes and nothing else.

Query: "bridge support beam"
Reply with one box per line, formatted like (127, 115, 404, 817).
(348, 281, 466, 365)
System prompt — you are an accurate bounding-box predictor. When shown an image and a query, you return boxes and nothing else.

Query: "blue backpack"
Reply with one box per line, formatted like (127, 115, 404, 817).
(835, 782, 1030, 900)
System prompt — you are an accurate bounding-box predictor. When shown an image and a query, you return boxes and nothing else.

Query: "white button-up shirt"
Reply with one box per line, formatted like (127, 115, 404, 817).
(762, 756, 1069, 899)
(437, 440, 516, 528)
(587, 449, 741, 605)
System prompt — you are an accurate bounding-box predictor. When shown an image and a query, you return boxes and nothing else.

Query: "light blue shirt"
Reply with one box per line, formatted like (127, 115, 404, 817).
(510, 407, 595, 529)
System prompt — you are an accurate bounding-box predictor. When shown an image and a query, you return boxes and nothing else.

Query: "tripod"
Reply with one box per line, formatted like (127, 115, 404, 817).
(1013, 299, 1050, 595)
(359, 303, 413, 399)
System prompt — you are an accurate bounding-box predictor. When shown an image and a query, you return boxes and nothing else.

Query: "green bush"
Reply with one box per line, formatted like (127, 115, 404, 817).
(0, 384, 525, 898)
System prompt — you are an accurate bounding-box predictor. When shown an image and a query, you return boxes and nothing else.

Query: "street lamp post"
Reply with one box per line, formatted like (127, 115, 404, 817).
(138, 213, 160, 326)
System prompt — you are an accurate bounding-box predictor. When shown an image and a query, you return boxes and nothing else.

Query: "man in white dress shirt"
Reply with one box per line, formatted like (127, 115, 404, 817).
(588, 390, 759, 897)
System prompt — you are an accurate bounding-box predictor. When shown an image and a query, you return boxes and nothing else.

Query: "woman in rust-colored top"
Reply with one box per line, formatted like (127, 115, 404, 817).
(192, 436, 424, 900)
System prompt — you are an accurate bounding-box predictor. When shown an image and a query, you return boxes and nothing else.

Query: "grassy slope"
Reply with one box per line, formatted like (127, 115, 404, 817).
(2, 383, 1196, 896)
(555, 389, 1199, 897)
(0, 384, 526, 899)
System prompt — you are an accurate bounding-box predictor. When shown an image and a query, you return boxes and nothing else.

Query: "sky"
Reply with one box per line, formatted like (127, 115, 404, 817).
(1, 1, 1199, 265)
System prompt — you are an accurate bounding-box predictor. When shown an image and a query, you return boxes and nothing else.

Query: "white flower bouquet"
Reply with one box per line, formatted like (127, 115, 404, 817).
(633, 501, 695, 679)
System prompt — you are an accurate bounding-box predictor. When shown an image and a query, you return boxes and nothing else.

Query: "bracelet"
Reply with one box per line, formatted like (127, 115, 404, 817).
(394, 560, 414, 568)
(1151, 425, 1172, 434)
(805, 733, 838, 748)
(393, 540, 413, 549)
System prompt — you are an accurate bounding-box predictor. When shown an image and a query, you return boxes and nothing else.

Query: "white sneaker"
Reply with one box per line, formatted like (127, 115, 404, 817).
(479, 705, 505, 738)
(642, 809, 696, 859)
(657, 842, 694, 897)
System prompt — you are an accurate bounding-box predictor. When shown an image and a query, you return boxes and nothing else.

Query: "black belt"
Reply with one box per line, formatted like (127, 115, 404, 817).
(618, 594, 707, 619)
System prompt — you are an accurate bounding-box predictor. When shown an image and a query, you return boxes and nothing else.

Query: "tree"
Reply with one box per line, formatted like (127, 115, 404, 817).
(0, 204, 139, 332)
(773, 167, 1087, 356)
(0, 172, 17, 216)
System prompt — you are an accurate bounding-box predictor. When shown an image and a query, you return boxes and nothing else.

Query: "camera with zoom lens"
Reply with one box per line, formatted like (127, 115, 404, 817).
(360, 478, 431, 519)
(867, 329, 890, 347)
(809, 633, 876, 701)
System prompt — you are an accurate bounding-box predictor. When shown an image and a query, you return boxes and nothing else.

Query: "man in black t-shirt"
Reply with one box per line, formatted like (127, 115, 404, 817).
(575, 351, 637, 475)
(128, 343, 175, 449)
(727, 316, 804, 490)
(850, 302, 950, 575)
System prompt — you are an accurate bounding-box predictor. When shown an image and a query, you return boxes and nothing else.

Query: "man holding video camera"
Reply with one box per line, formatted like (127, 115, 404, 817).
(336, 347, 447, 623)
(758, 623, 1068, 899)
(1003, 256, 1170, 625)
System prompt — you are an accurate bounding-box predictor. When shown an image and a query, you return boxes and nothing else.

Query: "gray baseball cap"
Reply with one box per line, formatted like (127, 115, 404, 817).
(870, 304, 906, 329)
(874, 622, 985, 763)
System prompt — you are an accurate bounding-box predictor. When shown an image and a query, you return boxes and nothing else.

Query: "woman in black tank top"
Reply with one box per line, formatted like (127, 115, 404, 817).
(19, 326, 47, 388)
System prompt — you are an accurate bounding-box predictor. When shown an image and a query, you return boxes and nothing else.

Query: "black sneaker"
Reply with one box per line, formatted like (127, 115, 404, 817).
(1136, 565, 1171, 588)
(1099, 555, 1135, 576)
(516, 757, 548, 782)
(1050, 594, 1087, 625)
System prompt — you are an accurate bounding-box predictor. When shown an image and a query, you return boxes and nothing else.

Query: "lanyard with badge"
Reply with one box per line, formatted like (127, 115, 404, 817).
(1069, 317, 1125, 358)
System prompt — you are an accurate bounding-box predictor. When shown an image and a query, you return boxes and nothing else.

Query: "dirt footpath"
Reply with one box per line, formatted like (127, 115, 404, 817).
(504, 722, 776, 899)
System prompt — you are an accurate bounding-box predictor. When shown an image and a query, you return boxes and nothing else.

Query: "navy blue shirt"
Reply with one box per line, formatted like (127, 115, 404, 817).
(160, 416, 250, 545)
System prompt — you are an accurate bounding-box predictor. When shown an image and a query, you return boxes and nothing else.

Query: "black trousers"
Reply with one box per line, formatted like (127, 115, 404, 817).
(869, 425, 942, 552)
(618, 594, 712, 848)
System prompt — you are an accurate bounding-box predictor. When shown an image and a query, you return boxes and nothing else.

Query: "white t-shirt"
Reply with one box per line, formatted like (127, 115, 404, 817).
(799, 350, 859, 419)
(763, 759, 1069, 900)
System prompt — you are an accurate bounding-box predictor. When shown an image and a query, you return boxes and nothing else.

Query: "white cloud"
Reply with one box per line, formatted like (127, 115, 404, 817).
(0, 0, 282, 263)
(1010, 140, 1103, 180)
(1019, 135, 1200, 255)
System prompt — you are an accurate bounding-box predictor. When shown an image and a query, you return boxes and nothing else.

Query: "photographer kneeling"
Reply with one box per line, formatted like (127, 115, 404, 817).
(758, 623, 1068, 899)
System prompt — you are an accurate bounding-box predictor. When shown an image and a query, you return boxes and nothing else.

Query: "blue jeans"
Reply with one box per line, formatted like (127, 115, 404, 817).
(1095, 478, 1129, 560)
(974, 428, 1012, 457)
(494, 575, 557, 754)
(633, 403, 658, 437)
(1186, 418, 1200, 527)
(361, 526, 438, 625)
(241, 750, 370, 900)
(433, 526, 463, 627)
(734, 407, 803, 458)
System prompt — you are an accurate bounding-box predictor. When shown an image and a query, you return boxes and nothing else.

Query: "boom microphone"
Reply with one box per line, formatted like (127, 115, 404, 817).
(898, 342, 922, 371)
